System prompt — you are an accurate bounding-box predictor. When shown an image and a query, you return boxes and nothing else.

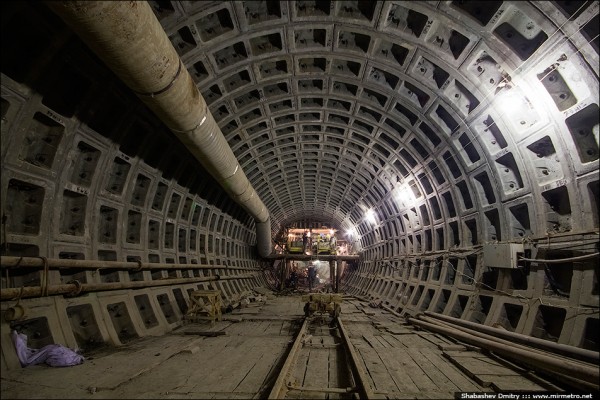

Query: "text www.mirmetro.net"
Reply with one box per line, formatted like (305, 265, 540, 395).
(456, 392, 595, 400)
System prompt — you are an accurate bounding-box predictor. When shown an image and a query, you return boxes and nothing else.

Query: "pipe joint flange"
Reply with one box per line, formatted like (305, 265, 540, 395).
(134, 260, 144, 271)
(66, 280, 84, 297)
(169, 115, 208, 135)
(133, 60, 183, 98)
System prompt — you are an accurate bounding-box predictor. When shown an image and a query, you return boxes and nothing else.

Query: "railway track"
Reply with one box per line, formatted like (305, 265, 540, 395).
(268, 313, 376, 399)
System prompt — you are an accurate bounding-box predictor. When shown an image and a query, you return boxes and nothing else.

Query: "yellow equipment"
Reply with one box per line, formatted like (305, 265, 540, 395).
(316, 240, 336, 255)
(287, 239, 304, 253)
(302, 293, 342, 320)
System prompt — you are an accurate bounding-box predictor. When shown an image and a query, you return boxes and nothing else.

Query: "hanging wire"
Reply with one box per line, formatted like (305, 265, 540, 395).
(364, 246, 599, 313)
(455, 254, 597, 312)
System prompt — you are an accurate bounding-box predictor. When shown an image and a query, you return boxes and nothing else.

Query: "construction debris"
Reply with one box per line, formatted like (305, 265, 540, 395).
(222, 288, 270, 313)
(368, 298, 382, 308)
(253, 287, 276, 299)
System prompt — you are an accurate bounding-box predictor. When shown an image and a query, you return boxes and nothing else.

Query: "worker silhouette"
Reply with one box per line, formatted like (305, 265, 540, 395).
(302, 231, 308, 252)
(288, 267, 298, 289)
(307, 265, 316, 291)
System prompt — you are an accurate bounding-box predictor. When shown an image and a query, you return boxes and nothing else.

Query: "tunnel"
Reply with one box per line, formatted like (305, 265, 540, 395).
(1, 1, 598, 398)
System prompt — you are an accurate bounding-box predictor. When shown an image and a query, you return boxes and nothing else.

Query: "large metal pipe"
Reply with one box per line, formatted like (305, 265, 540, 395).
(0, 256, 259, 271)
(1, 273, 256, 300)
(265, 254, 360, 261)
(409, 316, 599, 386)
(45, 1, 273, 257)
(423, 311, 599, 364)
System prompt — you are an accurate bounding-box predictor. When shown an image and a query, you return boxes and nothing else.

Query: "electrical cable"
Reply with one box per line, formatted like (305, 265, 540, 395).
(519, 252, 599, 263)
(361, 252, 599, 312)
(543, 264, 570, 298)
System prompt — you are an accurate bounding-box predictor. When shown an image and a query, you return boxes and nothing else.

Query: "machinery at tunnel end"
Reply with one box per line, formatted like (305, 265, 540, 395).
(302, 293, 342, 322)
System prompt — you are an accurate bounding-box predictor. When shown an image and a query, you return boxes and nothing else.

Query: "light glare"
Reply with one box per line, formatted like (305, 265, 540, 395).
(365, 209, 377, 224)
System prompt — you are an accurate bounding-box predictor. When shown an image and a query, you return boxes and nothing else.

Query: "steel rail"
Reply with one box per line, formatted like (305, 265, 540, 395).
(337, 317, 376, 399)
(267, 318, 310, 399)
(268, 315, 376, 399)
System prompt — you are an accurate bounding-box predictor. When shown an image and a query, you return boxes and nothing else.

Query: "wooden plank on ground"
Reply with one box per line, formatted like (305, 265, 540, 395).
(221, 321, 254, 336)
(327, 344, 355, 400)
(183, 330, 226, 336)
(489, 375, 548, 391)
(255, 321, 273, 336)
(233, 338, 291, 394)
(153, 336, 248, 394)
(373, 334, 391, 348)
(406, 348, 460, 392)
(376, 348, 420, 393)
(442, 350, 483, 358)
(362, 333, 382, 348)
(419, 347, 483, 392)
(375, 332, 407, 348)
(383, 390, 457, 399)
(417, 332, 455, 347)
(264, 321, 284, 336)
(391, 347, 439, 391)
(376, 334, 403, 348)
(177, 392, 216, 399)
(197, 336, 263, 392)
(354, 342, 402, 394)
(302, 348, 329, 399)
(392, 333, 438, 349)
(346, 315, 371, 323)
(280, 320, 294, 335)
(438, 344, 467, 351)
(327, 347, 340, 400)
(291, 343, 310, 388)
(386, 326, 413, 335)
(342, 320, 367, 339)
(456, 359, 522, 376)
(443, 352, 525, 388)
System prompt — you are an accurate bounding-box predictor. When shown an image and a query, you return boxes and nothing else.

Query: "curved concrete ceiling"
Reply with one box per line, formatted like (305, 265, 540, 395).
(154, 1, 599, 249)
(0, 0, 598, 259)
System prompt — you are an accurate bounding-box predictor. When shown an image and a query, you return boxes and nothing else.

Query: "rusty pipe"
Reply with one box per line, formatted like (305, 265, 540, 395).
(45, 1, 272, 257)
(1, 273, 256, 301)
(409, 316, 599, 386)
(0, 256, 259, 271)
(423, 311, 599, 364)
(264, 254, 360, 261)
(4, 304, 27, 321)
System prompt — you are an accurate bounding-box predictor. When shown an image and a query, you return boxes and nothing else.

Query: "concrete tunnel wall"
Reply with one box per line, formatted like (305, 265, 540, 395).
(0, 1, 598, 370)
